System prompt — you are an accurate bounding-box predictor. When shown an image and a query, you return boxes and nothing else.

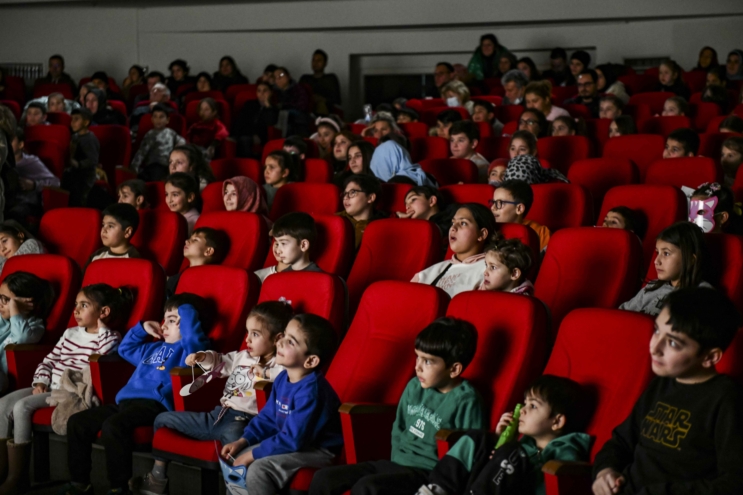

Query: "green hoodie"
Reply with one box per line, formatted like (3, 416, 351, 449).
(467, 46, 514, 81)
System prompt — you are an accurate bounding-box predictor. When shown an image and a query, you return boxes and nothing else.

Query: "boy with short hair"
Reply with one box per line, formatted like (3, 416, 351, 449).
(309, 317, 485, 495)
(283, 135, 308, 161)
(221, 314, 343, 494)
(23, 102, 48, 127)
(87, 203, 141, 266)
(117, 179, 149, 210)
(63, 108, 100, 207)
(472, 100, 505, 135)
(490, 180, 551, 252)
(599, 95, 624, 120)
(131, 104, 186, 182)
(398, 186, 453, 247)
(417, 375, 590, 495)
(8, 127, 60, 219)
(449, 120, 489, 181)
(435, 109, 463, 139)
(592, 288, 743, 495)
(166, 227, 228, 298)
(663, 128, 699, 159)
(62, 293, 211, 495)
(480, 238, 534, 295)
(254, 212, 322, 283)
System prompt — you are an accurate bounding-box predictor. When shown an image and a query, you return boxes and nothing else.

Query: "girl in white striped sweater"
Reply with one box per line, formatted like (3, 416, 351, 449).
(0, 283, 133, 493)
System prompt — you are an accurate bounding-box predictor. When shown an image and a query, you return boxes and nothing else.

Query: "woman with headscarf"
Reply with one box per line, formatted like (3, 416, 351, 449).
(370, 139, 436, 187)
(595, 64, 630, 104)
(222, 176, 270, 224)
(726, 50, 743, 81)
(212, 56, 249, 92)
(695, 47, 719, 71)
(503, 154, 568, 185)
(84, 87, 126, 126)
(466, 33, 513, 82)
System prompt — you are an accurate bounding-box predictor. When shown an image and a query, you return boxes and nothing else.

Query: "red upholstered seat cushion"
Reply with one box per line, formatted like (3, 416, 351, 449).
(152, 427, 222, 463)
(32, 407, 55, 426)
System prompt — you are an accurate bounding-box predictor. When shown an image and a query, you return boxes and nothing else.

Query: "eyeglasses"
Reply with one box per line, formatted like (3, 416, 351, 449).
(488, 199, 520, 210)
(341, 189, 363, 199)
(0, 295, 9, 305)
(577, 82, 595, 88)
(519, 119, 538, 126)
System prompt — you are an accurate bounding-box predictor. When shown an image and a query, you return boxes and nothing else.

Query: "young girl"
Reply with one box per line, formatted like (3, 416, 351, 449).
(620, 222, 712, 316)
(336, 174, 386, 249)
(131, 301, 294, 495)
(0, 272, 55, 392)
(0, 284, 131, 492)
(329, 130, 361, 173)
(310, 116, 342, 160)
(608, 116, 637, 138)
(721, 136, 743, 187)
(0, 222, 46, 274)
(601, 206, 644, 237)
(222, 176, 268, 219)
(480, 238, 534, 295)
(661, 96, 688, 117)
(186, 98, 229, 159)
(689, 182, 743, 235)
(165, 172, 201, 235)
(334, 140, 374, 188)
(488, 159, 508, 187)
(263, 150, 297, 210)
(549, 115, 585, 137)
(509, 130, 538, 159)
(169, 144, 216, 192)
(412, 203, 496, 297)
(656, 60, 690, 99)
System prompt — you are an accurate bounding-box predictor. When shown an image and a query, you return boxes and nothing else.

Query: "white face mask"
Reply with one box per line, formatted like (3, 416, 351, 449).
(446, 96, 460, 108)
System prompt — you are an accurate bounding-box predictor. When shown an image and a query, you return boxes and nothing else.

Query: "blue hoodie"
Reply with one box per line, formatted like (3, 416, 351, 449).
(241, 370, 343, 460)
(370, 140, 437, 187)
(115, 304, 210, 410)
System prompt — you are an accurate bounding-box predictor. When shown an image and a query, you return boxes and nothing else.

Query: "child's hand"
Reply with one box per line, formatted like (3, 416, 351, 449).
(592, 468, 625, 495)
(251, 364, 265, 379)
(185, 352, 205, 367)
(143, 321, 163, 340)
(395, 211, 413, 219)
(32, 384, 47, 395)
(495, 412, 513, 436)
(233, 449, 254, 467)
(221, 438, 247, 460)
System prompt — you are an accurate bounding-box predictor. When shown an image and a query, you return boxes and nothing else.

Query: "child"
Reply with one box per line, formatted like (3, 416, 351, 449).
(721, 136, 743, 187)
(336, 174, 385, 249)
(255, 212, 323, 284)
(9, 127, 60, 217)
(23, 102, 48, 127)
(87, 203, 142, 265)
(166, 227, 228, 299)
(63, 108, 100, 207)
(599, 95, 624, 120)
(165, 172, 200, 235)
(0, 221, 46, 274)
(168, 144, 216, 192)
(661, 96, 688, 117)
(412, 203, 496, 297)
(282, 136, 308, 162)
(435, 109, 463, 139)
(662, 128, 699, 159)
(471, 100, 504, 135)
(311, 116, 341, 159)
(263, 150, 297, 210)
(334, 140, 374, 187)
(689, 182, 743, 235)
(255, 237, 290, 283)
(419, 375, 590, 495)
(480, 238, 534, 295)
(608, 116, 637, 138)
(131, 301, 294, 495)
(117, 179, 149, 210)
(593, 287, 743, 494)
(221, 314, 343, 494)
(222, 176, 268, 218)
(0, 284, 131, 493)
(620, 222, 712, 316)
(601, 206, 644, 237)
(488, 159, 507, 187)
(47, 92, 67, 114)
(448, 121, 489, 181)
(186, 98, 229, 158)
(490, 180, 551, 252)
(509, 130, 538, 159)
(309, 317, 484, 495)
(719, 115, 743, 134)
(131, 104, 186, 182)
(549, 115, 582, 137)
(0, 272, 54, 392)
(62, 293, 210, 495)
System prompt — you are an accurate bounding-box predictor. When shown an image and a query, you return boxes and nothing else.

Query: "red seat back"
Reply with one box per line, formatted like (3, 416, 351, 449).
(682, 71, 708, 94)
(24, 141, 65, 179)
(476, 137, 510, 161)
(200, 182, 226, 214)
(527, 183, 593, 231)
(544, 308, 654, 460)
(39, 208, 102, 269)
(603, 134, 665, 181)
(419, 158, 479, 186)
(493, 105, 524, 124)
(399, 122, 429, 139)
(567, 158, 640, 218)
(227, 84, 257, 104)
(447, 291, 549, 430)
(639, 116, 692, 136)
(89, 125, 131, 187)
(0, 254, 81, 340)
(46, 111, 71, 127)
(439, 184, 495, 208)
(699, 132, 741, 170)
(304, 158, 333, 183)
(534, 228, 642, 336)
(377, 183, 413, 214)
(145, 182, 168, 211)
(130, 210, 187, 276)
(194, 212, 268, 271)
(269, 183, 341, 221)
(419, 106, 470, 127)
(0, 100, 21, 121)
(185, 99, 231, 129)
(585, 118, 612, 151)
(705, 115, 728, 133)
(24, 124, 70, 158)
(564, 103, 592, 120)
(536, 136, 592, 175)
(623, 103, 652, 130)
(261, 138, 319, 164)
(183, 91, 226, 105)
(691, 102, 722, 132)
(472, 95, 503, 106)
(409, 136, 450, 163)
(232, 87, 259, 114)
(210, 158, 262, 183)
(644, 157, 722, 190)
(2, 77, 26, 106)
(108, 100, 128, 118)
(33, 84, 73, 99)
(629, 92, 675, 115)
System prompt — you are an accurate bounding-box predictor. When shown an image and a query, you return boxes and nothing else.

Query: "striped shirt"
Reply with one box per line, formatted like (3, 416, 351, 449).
(33, 326, 121, 390)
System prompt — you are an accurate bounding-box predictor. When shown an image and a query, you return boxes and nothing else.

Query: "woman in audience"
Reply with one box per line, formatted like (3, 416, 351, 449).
(609, 115, 637, 138)
(310, 116, 342, 160)
(222, 176, 269, 221)
(169, 144, 216, 191)
(517, 108, 547, 138)
(661, 96, 689, 116)
(336, 174, 386, 248)
(595, 64, 630, 104)
(212, 56, 249, 92)
(195, 72, 213, 93)
(695, 46, 719, 71)
(656, 60, 690, 99)
(689, 182, 743, 235)
(517, 57, 542, 82)
(370, 138, 435, 187)
(121, 65, 145, 99)
(77, 82, 96, 108)
(165, 172, 201, 235)
(721, 136, 743, 187)
(524, 80, 569, 121)
(509, 130, 538, 159)
(0, 222, 45, 274)
(232, 81, 278, 157)
(620, 222, 712, 316)
(166, 59, 196, 96)
(503, 154, 568, 184)
(334, 139, 373, 187)
(186, 98, 228, 158)
(466, 33, 513, 81)
(726, 49, 743, 81)
(329, 130, 361, 174)
(362, 112, 401, 140)
(440, 80, 474, 114)
(85, 88, 126, 126)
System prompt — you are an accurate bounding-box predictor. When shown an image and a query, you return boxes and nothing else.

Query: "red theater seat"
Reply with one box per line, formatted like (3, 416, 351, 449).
(200, 182, 226, 214)
(439, 184, 495, 207)
(269, 183, 341, 221)
(618, 74, 657, 95)
(699, 132, 740, 169)
(377, 183, 413, 214)
(564, 104, 592, 120)
(603, 134, 665, 181)
(567, 158, 639, 218)
(227, 84, 257, 104)
(399, 122, 429, 139)
(24, 141, 65, 179)
(304, 158, 334, 183)
(644, 157, 722, 190)
(419, 106, 470, 127)
(45, 111, 71, 127)
(527, 183, 593, 231)
(183, 90, 226, 105)
(261, 138, 319, 164)
(33, 84, 73, 99)
(537, 136, 592, 175)
(691, 102, 722, 132)
(194, 212, 269, 271)
(24, 124, 70, 159)
(419, 158, 479, 186)
(208, 158, 262, 183)
(494, 105, 524, 124)
(130, 209, 188, 276)
(409, 136, 450, 163)
(639, 116, 692, 136)
(476, 137, 509, 161)
(0, 100, 21, 121)
(629, 92, 675, 116)
(89, 125, 131, 188)
(39, 208, 102, 268)
(585, 119, 612, 151)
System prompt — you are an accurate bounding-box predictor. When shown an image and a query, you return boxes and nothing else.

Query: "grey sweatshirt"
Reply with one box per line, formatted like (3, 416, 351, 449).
(620, 281, 713, 316)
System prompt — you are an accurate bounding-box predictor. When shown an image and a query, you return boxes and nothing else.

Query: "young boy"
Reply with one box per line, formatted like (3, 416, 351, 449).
(490, 180, 551, 252)
(662, 128, 700, 159)
(435, 109, 463, 140)
(598, 95, 624, 120)
(481, 238, 534, 295)
(282, 135, 307, 162)
(221, 314, 343, 494)
(87, 203, 141, 265)
(63, 108, 100, 206)
(23, 102, 48, 127)
(449, 121, 489, 181)
(117, 179, 149, 210)
(398, 186, 453, 245)
(309, 317, 485, 495)
(254, 212, 322, 283)
(62, 293, 212, 495)
(166, 227, 228, 298)
(721, 136, 743, 187)
(418, 375, 590, 495)
(8, 127, 60, 219)
(592, 287, 743, 495)
(472, 100, 505, 136)
(131, 300, 294, 495)
(130, 104, 186, 182)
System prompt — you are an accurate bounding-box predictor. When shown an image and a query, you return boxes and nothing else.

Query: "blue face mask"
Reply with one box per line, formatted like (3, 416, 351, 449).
(488, 180, 502, 187)
(446, 96, 460, 108)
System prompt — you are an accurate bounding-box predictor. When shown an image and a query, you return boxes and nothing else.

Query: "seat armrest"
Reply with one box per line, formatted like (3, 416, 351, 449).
(5, 344, 55, 390)
(89, 353, 136, 404)
(543, 460, 593, 495)
(339, 403, 397, 465)
(170, 366, 226, 412)
(435, 429, 467, 458)
(254, 380, 273, 411)
(41, 187, 69, 212)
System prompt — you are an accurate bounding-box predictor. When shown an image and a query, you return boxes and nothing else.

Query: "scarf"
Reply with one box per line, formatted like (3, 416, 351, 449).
(370, 140, 436, 187)
(223, 176, 268, 215)
(503, 154, 568, 185)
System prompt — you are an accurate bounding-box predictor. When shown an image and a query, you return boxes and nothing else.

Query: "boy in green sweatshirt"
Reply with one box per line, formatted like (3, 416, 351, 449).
(309, 317, 485, 495)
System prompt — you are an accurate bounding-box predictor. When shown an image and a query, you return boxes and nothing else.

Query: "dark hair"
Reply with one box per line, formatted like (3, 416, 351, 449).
(648, 222, 710, 291)
(510, 130, 538, 155)
(164, 292, 207, 317)
(70, 107, 92, 123)
(524, 80, 552, 100)
(455, 203, 497, 245)
(118, 179, 146, 198)
(719, 116, 743, 134)
(436, 109, 464, 126)
(3, 272, 55, 319)
(661, 287, 741, 352)
(13, 127, 24, 143)
(171, 144, 215, 183)
(666, 96, 689, 116)
(436, 62, 455, 73)
(199, 97, 219, 118)
(701, 85, 728, 113)
(313, 49, 328, 64)
(219, 56, 239, 73)
(550, 48, 567, 60)
(128, 65, 145, 81)
(723, 136, 743, 155)
(517, 57, 541, 81)
(196, 71, 213, 87)
(692, 183, 743, 234)
(102, 203, 140, 235)
(397, 107, 419, 122)
(549, 115, 583, 137)
(91, 71, 109, 85)
(667, 128, 700, 155)
(484, 238, 532, 282)
(570, 50, 591, 68)
(479, 34, 499, 48)
(274, 66, 291, 78)
(151, 103, 171, 117)
(0, 221, 31, 243)
(498, 179, 534, 215)
(263, 64, 278, 74)
(283, 136, 308, 157)
(600, 94, 625, 112)
(49, 54, 65, 65)
(613, 115, 637, 136)
(697, 46, 720, 70)
(660, 60, 684, 83)
(379, 132, 409, 151)
(608, 206, 645, 237)
(449, 120, 480, 142)
(26, 102, 47, 116)
(249, 300, 294, 339)
(415, 317, 478, 369)
(168, 59, 190, 73)
(266, 150, 299, 182)
(707, 66, 728, 87)
(519, 108, 547, 137)
(165, 172, 200, 202)
(473, 100, 495, 117)
(147, 71, 165, 83)
(578, 69, 598, 84)
(292, 313, 337, 366)
(272, 212, 317, 244)
(525, 375, 584, 432)
(346, 140, 375, 175)
(344, 174, 382, 199)
(80, 284, 134, 329)
(406, 185, 442, 206)
(192, 227, 229, 263)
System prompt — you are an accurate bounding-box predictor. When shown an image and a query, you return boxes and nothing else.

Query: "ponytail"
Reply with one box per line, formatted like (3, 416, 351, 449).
(80, 283, 134, 329)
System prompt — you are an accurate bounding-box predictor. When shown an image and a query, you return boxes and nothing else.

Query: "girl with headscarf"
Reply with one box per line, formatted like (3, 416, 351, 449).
(503, 154, 568, 185)
(84, 88, 125, 126)
(222, 176, 270, 224)
(370, 140, 436, 187)
(212, 56, 249, 92)
(726, 50, 743, 81)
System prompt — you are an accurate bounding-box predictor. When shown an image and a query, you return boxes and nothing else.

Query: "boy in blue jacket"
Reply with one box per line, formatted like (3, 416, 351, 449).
(59, 293, 211, 495)
(220, 313, 342, 495)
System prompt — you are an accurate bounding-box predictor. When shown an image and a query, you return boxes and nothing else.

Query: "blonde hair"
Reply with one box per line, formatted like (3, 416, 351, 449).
(440, 80, 471, 103)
